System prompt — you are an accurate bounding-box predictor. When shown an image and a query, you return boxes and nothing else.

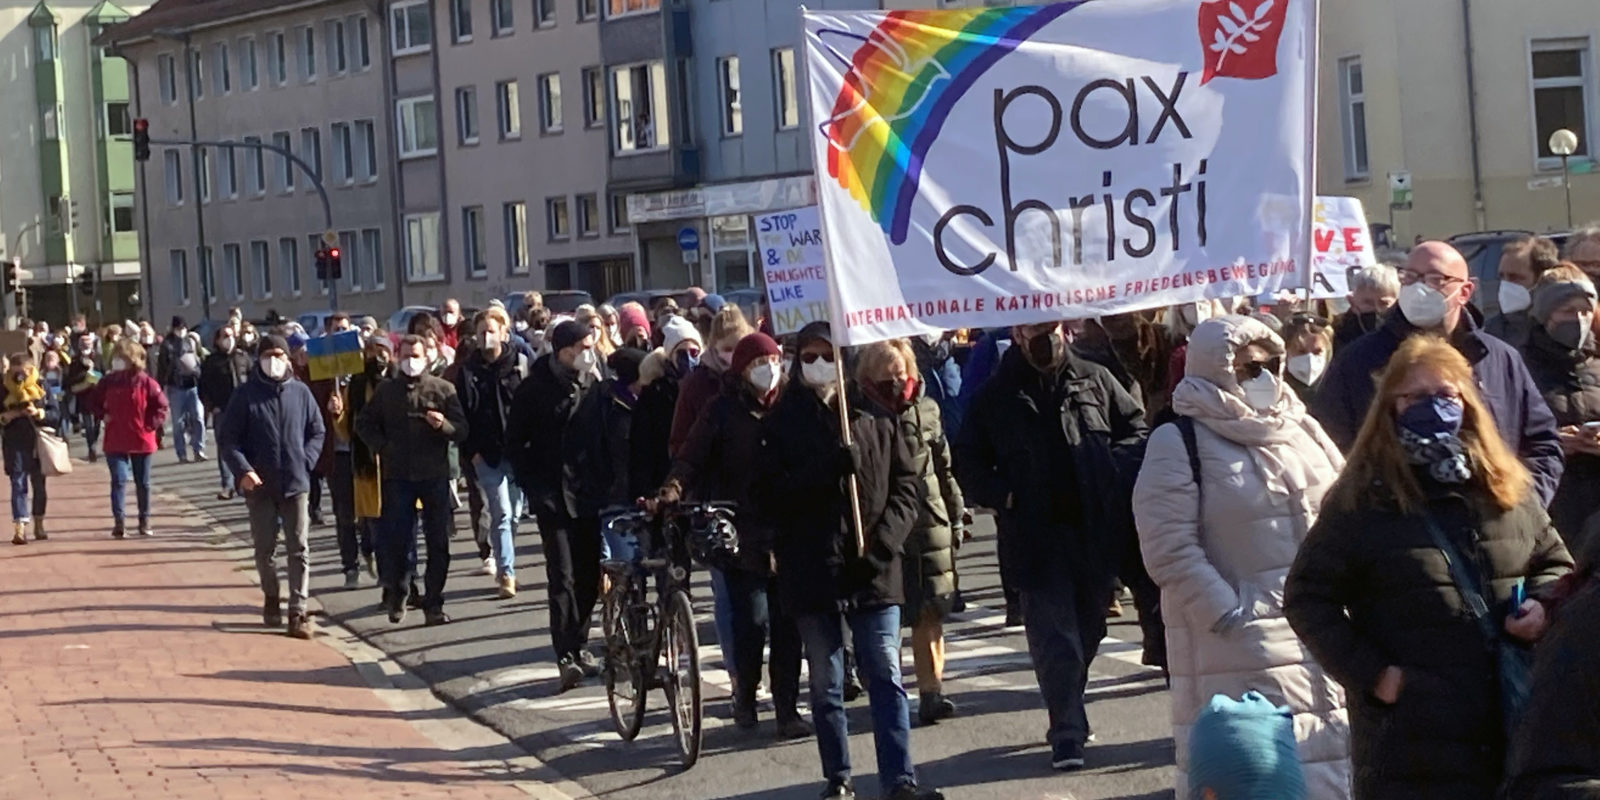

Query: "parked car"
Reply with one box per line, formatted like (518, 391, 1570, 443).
(721, 288, 766, 323)
(386, 305, 437, 336)
(295, 310, 372, 335)
(1447, 229, 1573, 317)
(606, 289, 686, 313)
(502, 289, 593, 319)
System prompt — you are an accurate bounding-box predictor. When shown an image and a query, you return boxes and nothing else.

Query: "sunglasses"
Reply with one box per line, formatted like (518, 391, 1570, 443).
(1238, 357, 1282, 380)
(1288, 312, 1330, 331)
(800, 351, 836, 364)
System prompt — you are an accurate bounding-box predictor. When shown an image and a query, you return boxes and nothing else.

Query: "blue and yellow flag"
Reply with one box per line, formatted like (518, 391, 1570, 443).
(306, 330, 363, 381)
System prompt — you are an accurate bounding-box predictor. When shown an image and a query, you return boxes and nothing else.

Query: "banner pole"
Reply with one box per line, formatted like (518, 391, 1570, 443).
(832, 338, 867, 556)
(1302, 0, 1323, 306)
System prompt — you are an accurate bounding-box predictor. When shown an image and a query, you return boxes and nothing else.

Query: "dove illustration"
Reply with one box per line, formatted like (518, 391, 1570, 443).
(817, 27, 953, 154)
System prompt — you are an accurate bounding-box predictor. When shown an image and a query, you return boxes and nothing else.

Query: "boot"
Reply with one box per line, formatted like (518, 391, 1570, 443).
(111, 519, 125, 539)
(918, 691, 956, 725)
(11, 522, 26, 545)
(287, 612, 314, 640)
(497, 575, 517, 599)
(32, 517, 46, 541)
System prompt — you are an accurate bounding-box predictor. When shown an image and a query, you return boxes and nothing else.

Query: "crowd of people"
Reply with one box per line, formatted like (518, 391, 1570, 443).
(6, 225, 1600, 800)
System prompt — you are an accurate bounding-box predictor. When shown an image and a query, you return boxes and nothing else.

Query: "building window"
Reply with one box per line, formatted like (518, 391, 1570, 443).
(451, 0, 472, 41)
(611, 62, 669, 153)
(164, 151, 184, 204)
(364, 228, 384, 289)
(219, 147, 237, 198)
(535, 0, 555, 28)
(582, 66, 603, 128)
(578, 0, 598, 22)
(34, 25, 55, 61)
(773, 47, 798, 130)
(607, 0, 658, 19)
(405, 213, 442, 280)
(463, 206, 486, 276)
(717, 56, 742, 136)
(243, 136, 265, 195)
(40, 103, 59, 140)
(239, 38, 258, 90)
(268, 32, 287, 85)
(1532, 40, 1593, 163)
(327, 19, 348, 74)
(354, 16, 371, 69)
(198, 148, 213, 203)
(223, 244, 244, 300)
(191, 49, 204, 99)
(332, 122, 353, 183)
(170, 250, 190, 305)
(300, 127, 323, 179)
(213, 42, 231, 94)
(546, 196, 570, 240)
(491, 0, 514, 36)
(505, 202, 528, 274)
(609, 192, 629, 233)
(105, 101, 131, 137)
(251, 240, 271, 298)
(272, 131, 294, 191)
(279, 237, 301, 295)
(340, 231, 360, 291)
(392, 0, 432, 54)
(109, 192, 135, 233)
(198, 246, 215, 301)
(355, 120, 378, 180)
(299, 26, 317, 80)
(576, 193, 599, 238)
(396, 96, 438, 157)
(496, 80, 521, 139)
(158, 54, 177, 103)
(1337, 55, 1368, 181)
(539, 73, 562, 133)
(456, 86, 479, 144)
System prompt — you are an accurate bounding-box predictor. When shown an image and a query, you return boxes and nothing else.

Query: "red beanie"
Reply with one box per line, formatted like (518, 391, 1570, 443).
(617, 304, 651, 342)
(729, 332, 781, 377)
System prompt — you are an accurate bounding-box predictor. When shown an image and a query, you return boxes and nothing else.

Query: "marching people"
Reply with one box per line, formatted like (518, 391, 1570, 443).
(632, 315, 699, 494)
(1564, 224, 1600, 285)
(1484, 235, 1562, 348)
(89, 340, 168, 538)
(616, 305, 651, 351)
(1518, 268, 1600, 550)
(321, 369, 369, 589)
(455, 307, 530, 599)
(64, 332, 102, 462)
(507, 320, 601, 690)
(1283, 313, 1333, 405)
(1132, 315, 1350, 799)
(157, 316, 207, 462)
(200, 325, 251, 500)
(660, 331, 810, 739)
(1331, 264, 1400, 351)
(1285, 335, 1573, 800)
(347, 337, 391, 584)
(758, 322, 943, 800)
(909, 332, 963, 440)
(1312, 241, 1564, 505)
(218, 335, 326, 639)
(3, 353, 59, 545)
(355, 334, 469, 627)
(569, 347, 648, 562)
(955, 318, 1148, 770)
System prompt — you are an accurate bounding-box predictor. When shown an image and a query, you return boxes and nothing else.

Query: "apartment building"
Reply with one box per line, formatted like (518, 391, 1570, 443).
(1320, 0, 1600, 239)
(2, 0, 148, 328)
(102, 0, 400, 327)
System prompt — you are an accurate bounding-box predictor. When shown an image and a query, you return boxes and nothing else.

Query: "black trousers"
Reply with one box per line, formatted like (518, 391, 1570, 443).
(329, 452, 371, 573)
(378, 478, 452, 612)
(538, 508, 601, 660)
(726, 568, 804, 718)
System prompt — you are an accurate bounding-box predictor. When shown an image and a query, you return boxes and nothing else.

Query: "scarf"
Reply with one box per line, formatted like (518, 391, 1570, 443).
(1398, 427, 1472, 484)
(1171, 376, 1344, 497)
(3, 366, 45, 410)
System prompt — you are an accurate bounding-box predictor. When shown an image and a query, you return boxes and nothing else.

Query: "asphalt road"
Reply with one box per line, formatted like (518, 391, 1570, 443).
(149, 439, 1177, 800)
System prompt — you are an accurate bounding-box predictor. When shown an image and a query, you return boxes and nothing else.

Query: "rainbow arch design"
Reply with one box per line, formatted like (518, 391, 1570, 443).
(819, 4, 1083, 245)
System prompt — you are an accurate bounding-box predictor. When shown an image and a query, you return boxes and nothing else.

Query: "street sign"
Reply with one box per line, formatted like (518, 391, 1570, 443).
(676, 227, 700, 252)
(1529, 175, 1566, 191)
(322, 230, 339, 247)
(1387, 170, 1413, 210)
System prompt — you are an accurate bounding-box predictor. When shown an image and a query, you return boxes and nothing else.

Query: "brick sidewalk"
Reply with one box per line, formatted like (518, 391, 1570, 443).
(0, 460, 531, 799)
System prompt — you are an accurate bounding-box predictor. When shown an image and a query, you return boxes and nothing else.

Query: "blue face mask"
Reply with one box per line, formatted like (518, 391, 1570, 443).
(1397, 394, 1464, 438)
(674, 350, 700, 375)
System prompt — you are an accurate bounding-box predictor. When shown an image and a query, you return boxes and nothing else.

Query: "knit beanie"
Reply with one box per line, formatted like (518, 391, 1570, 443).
(618, 304, 652, 342)
(287, 332, 308, 352)
(1531, 276, 1598, 324)
(550, 319, 590, 353)
(260, 334, 291, 355)
(608, 347, 647, 385)
(661, 315, 703, 355)
(1188, 692, 1307, 800)
(700, 294, 727, 314)
(729, 332, 781, 377)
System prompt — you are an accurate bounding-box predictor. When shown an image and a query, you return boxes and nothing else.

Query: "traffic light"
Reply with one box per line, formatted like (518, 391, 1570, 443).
(132, 118, 150, 162)
(314, 247, 328, 281)
(78, 267, 94, 297)
(3, 262, 16, 294)
(68, 198, 80, 231)
(327, 246, 342, 281)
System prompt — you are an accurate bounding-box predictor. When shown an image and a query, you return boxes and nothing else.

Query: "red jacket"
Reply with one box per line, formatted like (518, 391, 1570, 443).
(90, 369, 169, 455)
(668, 364, 724, 458)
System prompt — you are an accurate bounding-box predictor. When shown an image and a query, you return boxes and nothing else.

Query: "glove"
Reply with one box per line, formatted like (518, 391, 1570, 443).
(836, 445, 860, 477)
(656, 480, 682, 506)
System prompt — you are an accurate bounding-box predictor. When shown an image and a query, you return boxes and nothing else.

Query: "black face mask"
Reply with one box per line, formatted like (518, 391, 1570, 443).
(1353, 311, 1380, 332)
(1023, 329, 1064, 372)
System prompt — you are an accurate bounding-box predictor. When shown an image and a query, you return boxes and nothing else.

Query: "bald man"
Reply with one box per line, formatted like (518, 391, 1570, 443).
(1311, 241, 1563, 505)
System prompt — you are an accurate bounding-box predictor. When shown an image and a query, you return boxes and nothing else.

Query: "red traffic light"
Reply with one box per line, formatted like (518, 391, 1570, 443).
(329, 248, 339, 259)
(133, 118, 148, 132)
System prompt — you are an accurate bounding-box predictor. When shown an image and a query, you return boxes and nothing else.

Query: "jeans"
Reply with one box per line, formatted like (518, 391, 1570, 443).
(598, 508, 638, 564)
(1020, 580, 1109, 750)
(7, 468, 46, 522)
(329, 452, 370, 573)
(709, 567, 739, 686)
(537, 507, 601, 660)
(725, 568, 803, 718)
(216, 450, 234, 490)
(106, 453, 152, 525)
(797, 605, 915, 795)
(246, 490, 311, 615)
(164, 385, 204, 460)
(473, 458, 521, 579)
(377, 478, 452, 612)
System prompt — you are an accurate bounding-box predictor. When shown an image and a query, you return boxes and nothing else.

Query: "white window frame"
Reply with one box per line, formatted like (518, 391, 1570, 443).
(164, 150, 184, 205)
(546, 195, 570, 241)
(396, 95, 438, 158)
(224, 243, 244, 300)
(190, 49, 204, 99)
(491, 0, 514, 36)
(496, 80, 521, 139)
(243, 135, 265, 196)
(463, 206, 486, 277)
(404, 212, 443, 281)
(331, 122, 354, 184)
(201, 246, 216, 302)
(327, 18, 348, 75)
(251, 239, 272, 298)
(212, 42, 232, 95)
(340, 231, 360, 291)
(535, 0, 555, 28)
(158, 53, 178, 104)
(300, 126, 323, 182)
(582, 66, 603, 128)
(1336, 55, 1368, 181)
(268, 32, 287, 85)
(363, 228, 384, 290)
(198, 147, 213, 203)
(608, 192, 629, 234)
(109, 191, 136, 233)
(1528, 37, 1596, 170)
(170, 249, 190, 306)
(717, 55, 742, 136)
(605, 0, 659, 21)
(610, 61, 670, 154)
(272, 131, 294, 192)
(391, 0, 433, 55)
(578, 0, 598, 22)
(504, 202, 529, 275)
(773, 47, 798, 130)
(354, 15, 371, 70)
(279, 237, 302, 296)
(217, 145, 236, 198)
(451, 0, 473, 42)
(299, 25, 317, 81)
(538, 72, 562, 134)
(239, 37, 259, 91)
(576, 193, 599, 238)
(355, 120, 378, 181)
(104, 101, 131, 137)
(456, 86, 480, 145)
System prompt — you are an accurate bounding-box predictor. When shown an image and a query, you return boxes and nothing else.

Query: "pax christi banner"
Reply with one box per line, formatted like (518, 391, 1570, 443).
(804, 1, 1318, 346)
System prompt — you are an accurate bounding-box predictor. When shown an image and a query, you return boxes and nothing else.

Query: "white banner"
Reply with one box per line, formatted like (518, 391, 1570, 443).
(755, 206, 831, 335)
(804, 1, 1317, 345)
(1309, 195, 1376, 299)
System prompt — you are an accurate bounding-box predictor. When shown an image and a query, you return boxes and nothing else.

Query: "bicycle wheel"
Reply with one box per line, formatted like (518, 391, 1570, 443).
(602, 576, 646, 741)
(662, 587, 703, 768)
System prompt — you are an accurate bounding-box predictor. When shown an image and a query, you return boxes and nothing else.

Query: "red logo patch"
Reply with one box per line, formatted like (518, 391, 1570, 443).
(1198, 0, 1288, 84)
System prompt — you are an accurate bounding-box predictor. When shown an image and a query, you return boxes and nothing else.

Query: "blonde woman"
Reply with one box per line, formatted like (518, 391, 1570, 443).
(1285, 336, 1573, 800)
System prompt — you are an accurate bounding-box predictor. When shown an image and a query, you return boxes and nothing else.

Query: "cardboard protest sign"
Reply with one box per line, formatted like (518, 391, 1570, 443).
(804, 1, 1317, 345)
(755, 206, 830, 335)
(306, 330, 363, 381)
(1309, 196, 1376, 299)
(0, 330, 28, 359)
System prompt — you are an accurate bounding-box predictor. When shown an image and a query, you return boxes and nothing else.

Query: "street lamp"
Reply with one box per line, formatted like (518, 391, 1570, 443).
(1549, 128, 1579, 230)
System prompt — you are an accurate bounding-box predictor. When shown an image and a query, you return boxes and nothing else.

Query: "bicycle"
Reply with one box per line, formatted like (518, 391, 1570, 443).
(599, 503, 739, 769)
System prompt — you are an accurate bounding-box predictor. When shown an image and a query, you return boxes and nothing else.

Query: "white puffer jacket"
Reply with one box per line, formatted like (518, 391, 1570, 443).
(1133, 316, 1351, 800)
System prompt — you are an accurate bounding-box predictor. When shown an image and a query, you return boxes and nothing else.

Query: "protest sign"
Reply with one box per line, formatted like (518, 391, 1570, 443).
(306, 330, 363, 381)
(1309, 195, 1376, 299)
(805, 1, 1317, 345)
(755, 206, 830, 335)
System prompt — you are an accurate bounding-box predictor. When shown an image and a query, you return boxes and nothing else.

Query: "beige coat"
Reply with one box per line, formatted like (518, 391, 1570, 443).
(1132, 316, 1351, 800)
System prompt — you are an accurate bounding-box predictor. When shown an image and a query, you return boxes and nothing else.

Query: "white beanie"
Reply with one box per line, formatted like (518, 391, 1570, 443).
(662, 315, 703, 354)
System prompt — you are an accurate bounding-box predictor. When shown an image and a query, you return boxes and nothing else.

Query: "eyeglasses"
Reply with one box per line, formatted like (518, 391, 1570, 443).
(1394, 389, 1462, 406)
(800, 351, 836, 364)
(1397, 269, 1466, 291)
(1237, 357, 1282, 380)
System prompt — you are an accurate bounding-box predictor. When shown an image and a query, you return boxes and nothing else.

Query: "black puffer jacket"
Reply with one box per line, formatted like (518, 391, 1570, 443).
(1503, 570, 1600, 799)
(671, 385, 776, 575)
(565, 381, 637, 518)
(1521, 326, 1600, 551)
(506, 354, 589, 515)
(759, 385, 921, 616)
(1284, 483, 1573, 800)
(632, 351, 681, 493)
(454, 344, 529, 469)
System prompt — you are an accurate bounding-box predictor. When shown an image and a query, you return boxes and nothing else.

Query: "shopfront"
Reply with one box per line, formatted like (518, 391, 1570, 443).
(626, 174, 817, 294)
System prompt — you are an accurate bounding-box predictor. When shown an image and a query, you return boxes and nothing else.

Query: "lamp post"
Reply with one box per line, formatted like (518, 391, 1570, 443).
(1549, 128, 1579, 230)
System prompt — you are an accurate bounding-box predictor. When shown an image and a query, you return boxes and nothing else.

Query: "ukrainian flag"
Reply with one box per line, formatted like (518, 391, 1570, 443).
(306, 330, 364, 381)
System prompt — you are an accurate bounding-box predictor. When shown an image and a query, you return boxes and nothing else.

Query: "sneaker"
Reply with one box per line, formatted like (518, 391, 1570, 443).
(842, 674, 863, 703)
(1050, 741, 1086, 772)
(479, 557, 496, 576)
(87, 450, 98, 463)
(576, 649, 602, 678)
(216, 489, 234, 501)
(192, 452, 208, 462)
(882, 784, 944, 800)
(111, 522, 125, 539)
(558, 656, 584, 692)
(497, 575, 517, 599)
(819, 780, 855, 799)
(138, 521, 152, 537)
(287, 613, 314, 639)
(262, 600, 283, 628)
(424, 610, 451, 627)
(776, 715, 814, 740)
(343, 570, 361, 589)
(918, 692, 956, 725)
(406, 586, 423, 610)
(385, 591, 407, 624)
